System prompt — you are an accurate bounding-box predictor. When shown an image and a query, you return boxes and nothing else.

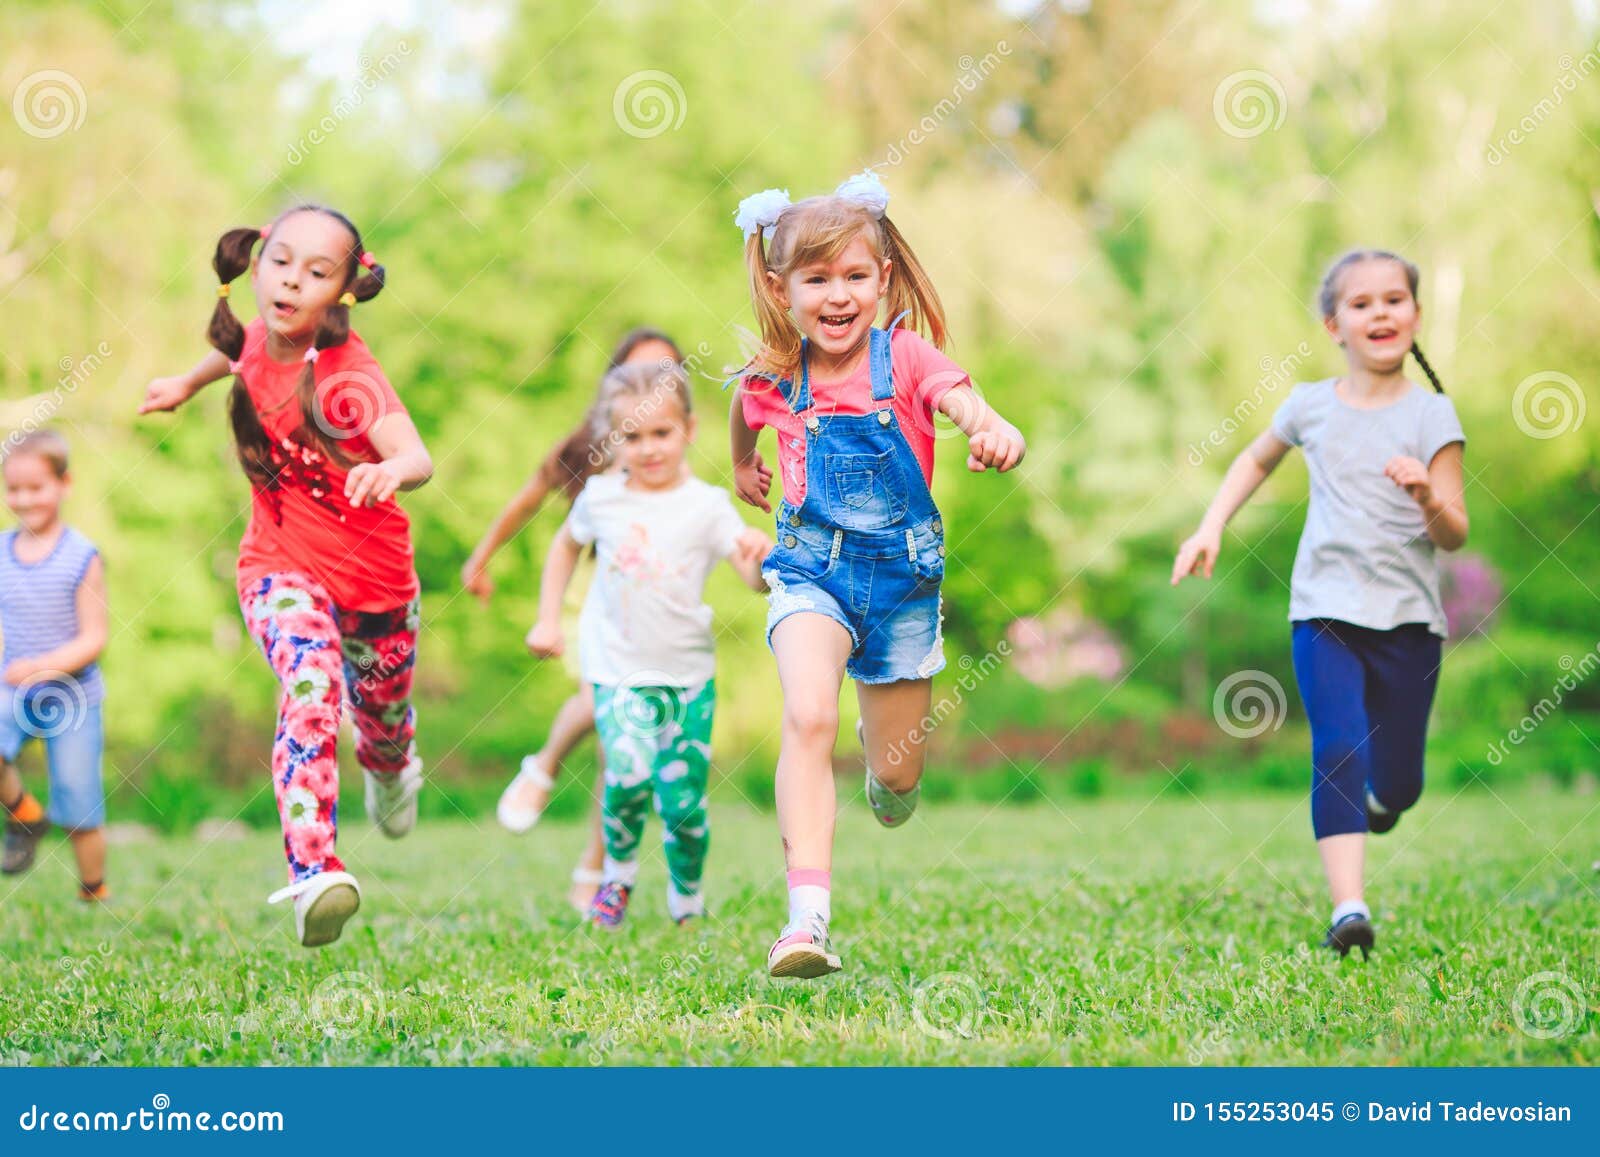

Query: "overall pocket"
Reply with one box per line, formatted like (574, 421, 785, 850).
(907, 518, 946, 591)
(826, 451, 908, 531)
(768, 516, 839, 582)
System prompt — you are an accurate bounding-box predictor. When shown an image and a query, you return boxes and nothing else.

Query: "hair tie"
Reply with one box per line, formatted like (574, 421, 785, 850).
(359, 251, 377, 270)
(303, 347, 320, 365)
(339, 291, 356, 308)
(734, 188, 791, 242)
(834, 169, 889, 219)
(259, 225, 271, 240)
(216, 284, 231, 299)
(228, 359, 243, 375)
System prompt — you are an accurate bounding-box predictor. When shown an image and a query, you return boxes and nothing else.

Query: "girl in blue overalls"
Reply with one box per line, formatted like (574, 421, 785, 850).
(729, 171, 1026, 978)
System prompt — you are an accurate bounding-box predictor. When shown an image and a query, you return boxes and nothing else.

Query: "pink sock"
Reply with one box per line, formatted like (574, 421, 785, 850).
(787, 868, 830, 925)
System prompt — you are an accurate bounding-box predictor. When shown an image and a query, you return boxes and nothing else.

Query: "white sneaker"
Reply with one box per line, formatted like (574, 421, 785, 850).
(268, 871, 362, 948)
(767, 913, 842, 979)
(497, 754, 556, 835)
(365, 754, 423, 839)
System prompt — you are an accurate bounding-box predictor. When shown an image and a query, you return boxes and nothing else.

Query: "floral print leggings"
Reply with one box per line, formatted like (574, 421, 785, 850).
(239, 572, 419, 882)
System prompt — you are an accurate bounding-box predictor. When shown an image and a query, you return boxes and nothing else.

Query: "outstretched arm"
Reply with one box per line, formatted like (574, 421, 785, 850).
(937, 387, 1025, 473)
(462, 471, 555, 603)
(345, 412, 435, 507)
(1171, 430, 1292, 584)
(727, 526, 773, 592)
(526, 526, 583, 658)
(138, 349, 233, 414)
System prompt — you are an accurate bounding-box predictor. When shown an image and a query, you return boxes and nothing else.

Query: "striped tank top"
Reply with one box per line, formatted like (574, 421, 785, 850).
(0, 526, 105, 705)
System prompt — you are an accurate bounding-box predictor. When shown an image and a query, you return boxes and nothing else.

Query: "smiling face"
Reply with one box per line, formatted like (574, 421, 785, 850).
(251, 210, 359, 345)
(3, 452, 68, 535)
(769, 230, 891, 368)
(613, 390, 695, 490)
(1323, 258, 1420, 373)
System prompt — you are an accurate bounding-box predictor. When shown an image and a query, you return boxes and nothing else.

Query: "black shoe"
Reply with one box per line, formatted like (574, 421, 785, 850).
(1365, 790, 1400, 834)
(1322, 913, 1375, 959)
(2, 817, 50, 875)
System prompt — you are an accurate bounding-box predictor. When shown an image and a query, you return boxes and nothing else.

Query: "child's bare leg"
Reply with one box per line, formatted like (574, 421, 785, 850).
(567, 766, 608, 912)
(856, 678, 934, 793)
(1316, 832, 1365, 909)
(544, 685, 597, 775)
(68, 827, 106, 893)
(772, 613, 853, 872)
(0, 760, 23, 809)
(502, 686, 599, 831)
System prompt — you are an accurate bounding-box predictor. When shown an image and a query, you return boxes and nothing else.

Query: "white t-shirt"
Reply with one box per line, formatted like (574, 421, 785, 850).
(565, 472, 747, 687)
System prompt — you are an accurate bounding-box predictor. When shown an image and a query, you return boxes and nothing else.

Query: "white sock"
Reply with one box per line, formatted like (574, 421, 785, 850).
(786, 869, 830, 926)
(667, 887, 704, 921)
(1365, 788, 1390, 815)
(602, 856, 638, 887)
(1332, 898, 1370, 925)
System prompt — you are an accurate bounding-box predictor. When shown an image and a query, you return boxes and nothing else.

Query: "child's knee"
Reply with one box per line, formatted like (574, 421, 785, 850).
(782, 698, 839, 747)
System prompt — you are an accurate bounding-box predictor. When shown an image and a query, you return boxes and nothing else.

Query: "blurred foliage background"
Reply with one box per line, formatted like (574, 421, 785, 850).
(3, 0, 1599, 829)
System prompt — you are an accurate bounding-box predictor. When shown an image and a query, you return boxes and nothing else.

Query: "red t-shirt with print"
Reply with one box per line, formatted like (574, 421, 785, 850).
(233, 318, 418, 612)
(739, 327, 972, 507)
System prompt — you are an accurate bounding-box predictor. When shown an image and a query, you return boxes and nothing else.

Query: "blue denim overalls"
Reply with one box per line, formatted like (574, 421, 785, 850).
(760, 327, 946, 683)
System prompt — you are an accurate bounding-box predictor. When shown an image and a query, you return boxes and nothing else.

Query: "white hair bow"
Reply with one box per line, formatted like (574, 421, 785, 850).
(733, 169, 891, 243)
(734, 188, 791, 242)
(834, 168, 889, 218)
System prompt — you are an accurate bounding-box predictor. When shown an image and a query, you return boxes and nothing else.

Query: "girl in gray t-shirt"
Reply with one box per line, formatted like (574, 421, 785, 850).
(1173, 249, 1469, 960)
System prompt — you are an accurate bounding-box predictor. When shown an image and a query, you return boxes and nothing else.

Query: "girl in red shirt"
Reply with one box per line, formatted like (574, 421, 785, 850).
(140, 205, 433, 948)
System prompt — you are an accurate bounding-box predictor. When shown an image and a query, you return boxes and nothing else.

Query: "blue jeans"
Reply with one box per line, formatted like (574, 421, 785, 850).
(0, 684, 106, 830)
(1290, 619, 1441, 839)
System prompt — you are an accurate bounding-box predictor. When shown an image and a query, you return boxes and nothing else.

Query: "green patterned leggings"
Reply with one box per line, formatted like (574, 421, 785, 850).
(591, 679, 714, 897)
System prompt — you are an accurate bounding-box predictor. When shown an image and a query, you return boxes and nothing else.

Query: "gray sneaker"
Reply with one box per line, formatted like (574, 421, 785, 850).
(859, 718, 919, 828)
(2, 817, 50, 875)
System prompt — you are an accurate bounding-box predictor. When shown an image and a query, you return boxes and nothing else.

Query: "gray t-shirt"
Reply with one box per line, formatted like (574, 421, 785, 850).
(1268, 378, 1466, 638)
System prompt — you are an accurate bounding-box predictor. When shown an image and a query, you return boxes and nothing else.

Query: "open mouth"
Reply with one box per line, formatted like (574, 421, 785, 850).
(819, 313, 857, 338)
(1367, 327, 1399, 342)
(272, 300, 297, 320)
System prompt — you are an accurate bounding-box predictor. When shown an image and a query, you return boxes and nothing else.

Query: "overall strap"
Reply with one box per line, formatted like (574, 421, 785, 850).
(792, 337, 813, 417)
(868, 327, 895, 404)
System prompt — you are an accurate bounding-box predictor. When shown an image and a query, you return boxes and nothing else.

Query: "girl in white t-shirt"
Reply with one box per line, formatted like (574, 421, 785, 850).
(526, 361, 772, 927)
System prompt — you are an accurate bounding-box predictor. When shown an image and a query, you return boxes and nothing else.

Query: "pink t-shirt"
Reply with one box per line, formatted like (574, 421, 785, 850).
(740, 328, 971, 507)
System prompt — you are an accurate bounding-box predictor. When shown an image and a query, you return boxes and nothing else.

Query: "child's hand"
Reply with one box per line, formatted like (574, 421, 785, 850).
(1171, 526, 1223, 585)
(3, 659, 44, 687)
(966, 421, 1026, 473)
(1384, 455, 1433, 507)
(525, 620, 564, 659)
(461, 556, 493, 604)
(138, 375, 194, 415)
(345, 461, 404, 508)
(733, 527, 773, 568)
(734, 453, 773, 513)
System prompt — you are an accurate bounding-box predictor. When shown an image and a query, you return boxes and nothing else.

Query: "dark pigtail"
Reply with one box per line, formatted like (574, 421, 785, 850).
(209, 226, 280, 487)
(1409, 342, 1445, 393)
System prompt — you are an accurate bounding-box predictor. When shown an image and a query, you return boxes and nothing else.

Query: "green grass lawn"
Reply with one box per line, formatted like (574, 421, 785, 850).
(1, 784, 1595, 1065)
